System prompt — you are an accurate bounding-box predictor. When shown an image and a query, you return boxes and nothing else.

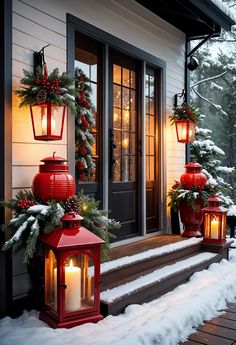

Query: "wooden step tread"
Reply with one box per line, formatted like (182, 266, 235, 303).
(101, 252, 217, 303)
(100, 252, 221, 316)
(101, 239, 203, 291)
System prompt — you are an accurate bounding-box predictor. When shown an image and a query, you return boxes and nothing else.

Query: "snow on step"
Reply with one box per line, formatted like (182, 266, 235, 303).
(100, 252, 217, 303)
(101, 237, 202, 274)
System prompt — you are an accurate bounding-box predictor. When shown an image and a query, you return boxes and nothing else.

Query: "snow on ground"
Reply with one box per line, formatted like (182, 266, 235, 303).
(1, 240, 236, 345)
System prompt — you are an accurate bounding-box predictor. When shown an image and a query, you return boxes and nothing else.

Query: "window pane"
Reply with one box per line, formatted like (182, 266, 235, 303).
(122, 68, 130, 87)
(122, 88, 130, 109)
(113, 85, 121, 107)
(113, 65, 121, 84)
(131, 71, 136, 89)
(123, 110, 130, 131)
(114, 108, 121, 129)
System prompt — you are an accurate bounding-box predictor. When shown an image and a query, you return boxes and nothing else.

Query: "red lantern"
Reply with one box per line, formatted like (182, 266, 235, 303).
(175, 119, 196, 143)
(30, 102, 66, 141)
(180, 162, 207, 190)
(202, 196, 228, 244)
(32, 153, 75, 202)
(39, 212, 105, 328)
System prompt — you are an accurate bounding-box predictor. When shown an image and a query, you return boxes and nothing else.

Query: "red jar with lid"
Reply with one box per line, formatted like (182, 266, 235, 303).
(32, 153, 76, 202)
(180, 162, 207, 190)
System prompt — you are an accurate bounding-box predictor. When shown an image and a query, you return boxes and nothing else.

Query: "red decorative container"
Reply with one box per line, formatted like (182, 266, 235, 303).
(39, 211, 105, 328)
(32, 153, 76, 202)
(180, 162, 207, 190)
(180, 198, 204, 237)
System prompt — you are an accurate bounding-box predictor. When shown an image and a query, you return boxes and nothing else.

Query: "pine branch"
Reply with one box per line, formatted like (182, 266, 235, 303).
(191, 71, 227, 88)
(192, 87, 228, 115)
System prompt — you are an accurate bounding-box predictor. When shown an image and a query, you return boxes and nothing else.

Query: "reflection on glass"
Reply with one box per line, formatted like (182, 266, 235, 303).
(113, 85, 121, 107)
(45, 249, 57, 311)
(112, 63, 136, 182)
(145, 71, 156, 182)
(113, 65, 121, 84)
(122, 68, 130, 87)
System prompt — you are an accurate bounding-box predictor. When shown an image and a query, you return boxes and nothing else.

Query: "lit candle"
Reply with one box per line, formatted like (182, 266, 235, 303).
(65, 259, 81, 312)
(211, 216, 219, 239)
(87, 276, 92, 299)
(41, 114, 47, 135)
(51, 114, 56, 135)
(180, 127, 187, 140)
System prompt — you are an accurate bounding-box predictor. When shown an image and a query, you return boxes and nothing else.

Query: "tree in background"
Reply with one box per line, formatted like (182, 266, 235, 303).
(190, 47, 236, 201)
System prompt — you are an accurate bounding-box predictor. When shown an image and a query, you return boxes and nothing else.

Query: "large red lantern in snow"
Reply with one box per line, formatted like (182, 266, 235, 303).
(180, 162, 207, 190)
(202, 196, 228, 244)
(39, 211, 105, 328)
(32, 153, 75, 202)
(175, 119, 196, 143)
(30, 102, 66, 141)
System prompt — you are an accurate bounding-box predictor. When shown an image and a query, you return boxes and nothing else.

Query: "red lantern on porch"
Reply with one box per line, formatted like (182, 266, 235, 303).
(32, 153, 76, 202)
(180, 162, 207, 190)
(202, 196, 228, 244)
(175, 119, 196, 143)
(30, 102, 66, 141)
(39, 211, 105, 328)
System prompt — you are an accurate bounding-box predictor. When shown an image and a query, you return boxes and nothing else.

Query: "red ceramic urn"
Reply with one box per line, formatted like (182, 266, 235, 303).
(180, 162, 207, 190)
(32, 153, 76, 202)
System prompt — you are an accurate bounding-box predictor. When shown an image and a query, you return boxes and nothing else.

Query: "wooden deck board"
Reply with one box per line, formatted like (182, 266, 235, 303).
(108, 235, 185, 261)
(180, 303, 236, 344)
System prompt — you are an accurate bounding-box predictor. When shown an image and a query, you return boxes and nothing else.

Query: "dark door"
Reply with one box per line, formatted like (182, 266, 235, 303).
(109, 51, 140, 240)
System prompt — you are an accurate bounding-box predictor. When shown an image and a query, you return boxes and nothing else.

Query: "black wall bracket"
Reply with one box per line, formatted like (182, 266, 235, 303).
(33, 44, 50, 75)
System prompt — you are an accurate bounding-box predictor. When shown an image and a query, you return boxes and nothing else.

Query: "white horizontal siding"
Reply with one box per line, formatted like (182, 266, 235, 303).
(12, 0, 186, 295)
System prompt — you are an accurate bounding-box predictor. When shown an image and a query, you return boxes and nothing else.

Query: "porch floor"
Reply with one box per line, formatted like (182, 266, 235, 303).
(108, 234, 186, 261)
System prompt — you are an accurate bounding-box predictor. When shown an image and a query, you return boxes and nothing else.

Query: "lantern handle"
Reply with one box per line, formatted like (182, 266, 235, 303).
(53, 151, 56, 158)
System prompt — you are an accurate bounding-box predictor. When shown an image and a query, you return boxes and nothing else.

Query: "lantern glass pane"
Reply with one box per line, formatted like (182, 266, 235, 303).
(204, 213, 211, 238)
(221, 214, 227, 239)
(176, 121, 188, 142)
(188, 121, 196, 142)
(45, 249, 57, 311)
(210, 213, 220, 239)
(175, 121, 196, 143)
(64, 253, 94, 313)
(31, 103, 64, 138)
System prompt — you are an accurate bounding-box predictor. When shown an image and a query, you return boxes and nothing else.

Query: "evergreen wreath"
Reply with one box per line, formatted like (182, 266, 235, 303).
(1, 190, 119, 263)
(15, 64, 76, 113)
(74, 68, 96, 182)
(168, 180, 216, 212)
(169, 103, 201, 124)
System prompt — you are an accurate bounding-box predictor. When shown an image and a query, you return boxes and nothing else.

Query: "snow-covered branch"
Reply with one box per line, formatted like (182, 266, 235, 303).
(192, 87, 228, 115)
(191, 71, 227, 88)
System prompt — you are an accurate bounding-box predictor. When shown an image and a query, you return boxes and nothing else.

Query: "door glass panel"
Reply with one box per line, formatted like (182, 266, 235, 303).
(112, 63, 136, 182)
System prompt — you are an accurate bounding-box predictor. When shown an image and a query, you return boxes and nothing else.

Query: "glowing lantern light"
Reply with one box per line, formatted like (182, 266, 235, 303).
(39, 211, 105, 328)
(30, 102, 66, 141)
(202, 196, 228, 244)
(174, 119, 196, 143)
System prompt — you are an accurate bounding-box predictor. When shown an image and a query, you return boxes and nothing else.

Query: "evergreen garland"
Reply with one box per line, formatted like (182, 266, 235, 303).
(15, 65, 76, 113)
(74, 68, 96, 181)
(169, 103, 201, 124)
(1, 190, 120, 262)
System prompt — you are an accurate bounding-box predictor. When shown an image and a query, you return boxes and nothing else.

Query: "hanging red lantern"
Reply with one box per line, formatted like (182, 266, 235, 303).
(32, 153, 76, 202)
(39, 211, 105, 328)
(180, 162, 207, 190)
(175, 119, 196, 143)
(30, 102, 66, 141)
(202, 196, 228, 244)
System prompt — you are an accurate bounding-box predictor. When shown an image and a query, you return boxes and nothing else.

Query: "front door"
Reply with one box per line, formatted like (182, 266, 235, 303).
(109, 51, 140, 240)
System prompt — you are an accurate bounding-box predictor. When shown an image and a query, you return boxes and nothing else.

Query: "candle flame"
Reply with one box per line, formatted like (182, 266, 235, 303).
(69, 259, 74, 268)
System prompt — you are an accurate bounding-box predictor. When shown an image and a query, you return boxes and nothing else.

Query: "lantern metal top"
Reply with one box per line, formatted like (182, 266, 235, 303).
(39, 211, 105, 249)
(185, 161, 202, 171)
(202, 195, 228, 213)
(61, 211, 84, 228)
(39, 153, 69, 172)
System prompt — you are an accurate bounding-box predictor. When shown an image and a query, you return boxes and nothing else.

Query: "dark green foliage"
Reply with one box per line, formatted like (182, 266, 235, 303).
(169, 103, 201, 124)
(15, 67, 76, 113)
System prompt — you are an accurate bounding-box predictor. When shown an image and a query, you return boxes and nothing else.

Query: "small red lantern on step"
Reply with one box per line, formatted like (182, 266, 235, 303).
(39, 211, 105, 328)
(175, 119, 196, 143)
(30, 102, 66, 141)
(32, 153, 75, 202)
(202, 196, 228, 244)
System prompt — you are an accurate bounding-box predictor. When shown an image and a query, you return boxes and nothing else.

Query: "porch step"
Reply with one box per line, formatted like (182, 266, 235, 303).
(100, 238, 202, 291)
(100, 240, 221, 316)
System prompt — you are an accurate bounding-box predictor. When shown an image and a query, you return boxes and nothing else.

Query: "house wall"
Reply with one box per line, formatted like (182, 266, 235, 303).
(11, 0, 186, 299)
